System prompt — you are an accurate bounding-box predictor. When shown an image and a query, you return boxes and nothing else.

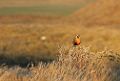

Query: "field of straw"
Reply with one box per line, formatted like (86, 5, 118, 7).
(0, 22, 120, 81)
(0, 0, 120, 80)
(0, 46, 120, 81)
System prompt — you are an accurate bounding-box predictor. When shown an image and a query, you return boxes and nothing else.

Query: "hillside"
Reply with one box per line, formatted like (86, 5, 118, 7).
(72, 0, 120, 25)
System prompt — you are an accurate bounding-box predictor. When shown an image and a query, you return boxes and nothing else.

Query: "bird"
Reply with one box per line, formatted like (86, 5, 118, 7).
(73, 35, 81, 46)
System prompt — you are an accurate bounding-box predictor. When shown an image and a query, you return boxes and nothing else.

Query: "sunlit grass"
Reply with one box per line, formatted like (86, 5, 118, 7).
(0, 23, 120, 67)
(0, 46, 119, 81)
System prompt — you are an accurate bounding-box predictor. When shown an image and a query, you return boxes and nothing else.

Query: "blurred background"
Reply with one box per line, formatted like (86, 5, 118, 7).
(0, 0, 120, 67)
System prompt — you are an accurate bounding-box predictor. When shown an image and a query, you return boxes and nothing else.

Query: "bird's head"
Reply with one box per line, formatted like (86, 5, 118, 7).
(75, 35, 80, 38)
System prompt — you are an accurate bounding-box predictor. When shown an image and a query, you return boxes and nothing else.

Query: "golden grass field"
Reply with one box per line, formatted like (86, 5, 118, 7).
(0, 0, 120, 81)
(0, 46, 120, 81)
(0, 19, 120, 81)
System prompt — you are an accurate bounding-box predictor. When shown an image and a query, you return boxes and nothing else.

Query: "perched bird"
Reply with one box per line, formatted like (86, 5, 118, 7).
(73, 35, 81, 46)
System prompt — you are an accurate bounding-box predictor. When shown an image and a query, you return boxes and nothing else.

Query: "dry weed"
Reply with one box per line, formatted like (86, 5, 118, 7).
(0, 46, 119, 81)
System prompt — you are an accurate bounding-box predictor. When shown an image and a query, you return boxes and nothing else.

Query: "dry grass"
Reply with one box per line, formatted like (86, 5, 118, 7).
(0, 23, 120, 66)
(0, 19, 120, 80)
(0, 23, 120, 54)
(0, 46, 119, 81)
(71, 0, 120, 25)
(0, 0, 120, 80)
